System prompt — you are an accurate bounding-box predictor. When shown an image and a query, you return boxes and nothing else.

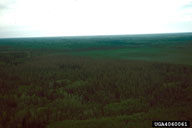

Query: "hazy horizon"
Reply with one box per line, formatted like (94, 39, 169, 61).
(0, 32, 192, 39)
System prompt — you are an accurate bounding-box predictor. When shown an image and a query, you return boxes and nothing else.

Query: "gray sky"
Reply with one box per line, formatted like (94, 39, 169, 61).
(0, 0, 192, 38)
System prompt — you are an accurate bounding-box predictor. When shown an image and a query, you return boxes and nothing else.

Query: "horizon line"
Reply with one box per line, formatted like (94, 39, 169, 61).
(0, 32, 192, 39)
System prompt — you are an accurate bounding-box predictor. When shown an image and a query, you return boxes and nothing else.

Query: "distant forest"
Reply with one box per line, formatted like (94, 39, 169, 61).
(0, 33, 192, 128)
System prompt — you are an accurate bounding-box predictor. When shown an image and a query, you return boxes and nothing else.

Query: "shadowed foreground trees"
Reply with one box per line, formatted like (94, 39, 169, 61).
(0, 54, 192, 128)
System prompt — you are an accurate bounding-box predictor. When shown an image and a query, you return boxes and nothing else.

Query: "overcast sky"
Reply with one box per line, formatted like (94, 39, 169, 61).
(0, 0, 192, 38)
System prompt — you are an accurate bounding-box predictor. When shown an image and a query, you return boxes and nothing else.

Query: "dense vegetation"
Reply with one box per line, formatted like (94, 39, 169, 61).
(0, 33, 192, 128)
